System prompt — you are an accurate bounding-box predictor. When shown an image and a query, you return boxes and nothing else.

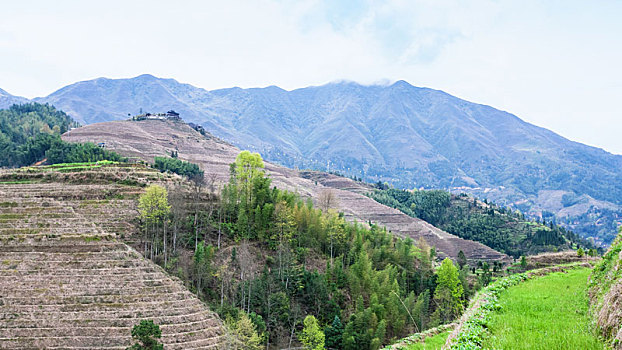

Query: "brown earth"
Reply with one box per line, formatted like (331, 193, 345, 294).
(64, 119, 509, 263)
(0, 167, 227, 349)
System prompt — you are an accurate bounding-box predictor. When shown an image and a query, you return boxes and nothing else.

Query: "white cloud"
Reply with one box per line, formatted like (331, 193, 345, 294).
(0, 0, 621, 153)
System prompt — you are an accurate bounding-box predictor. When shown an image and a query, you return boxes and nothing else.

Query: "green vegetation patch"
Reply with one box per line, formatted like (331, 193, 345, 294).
(1, 228, 39, 235)
(153, 156, 203, 179)
(0, 180, 35, 184)
(0, 213, 26, 220)
(405, 331, 450, 350)
(483, 268, 604, 350)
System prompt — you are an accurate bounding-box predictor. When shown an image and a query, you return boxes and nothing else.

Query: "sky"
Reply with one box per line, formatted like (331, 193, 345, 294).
(1, 0, 621, 154)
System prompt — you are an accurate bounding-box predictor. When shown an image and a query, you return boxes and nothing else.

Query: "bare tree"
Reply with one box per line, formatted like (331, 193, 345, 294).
(318, 188, 339, 212)
(191, 175, 205, 251)
(168, 186, 186, 256)
(237, 243, 255, 312)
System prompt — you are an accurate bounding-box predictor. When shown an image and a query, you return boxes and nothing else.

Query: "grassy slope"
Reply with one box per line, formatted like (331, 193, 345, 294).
(589, 231, 622, 348)
(483, 268, 604, 349)
(405, 331, 450, 350)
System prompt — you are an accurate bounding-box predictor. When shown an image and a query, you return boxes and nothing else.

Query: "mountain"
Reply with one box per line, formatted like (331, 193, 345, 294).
(0, 88, 29, 109)
(20, 74, 622, 245)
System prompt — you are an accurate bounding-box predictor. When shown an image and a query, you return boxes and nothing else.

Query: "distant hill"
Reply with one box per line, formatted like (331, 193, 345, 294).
(6, 74, 621, 244)
(0, 87, 29, 109)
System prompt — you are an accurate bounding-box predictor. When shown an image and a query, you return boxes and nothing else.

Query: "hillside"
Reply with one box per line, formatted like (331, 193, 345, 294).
(62, 118, 508, 263)
(15, 74, 622, 245)
(589, 228, 622, 349)
(0, 164, 226, 349)
(368, 188, 596, 258)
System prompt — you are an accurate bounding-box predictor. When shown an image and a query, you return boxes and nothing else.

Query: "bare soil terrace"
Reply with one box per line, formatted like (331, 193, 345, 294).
(0, 166, 227, 349)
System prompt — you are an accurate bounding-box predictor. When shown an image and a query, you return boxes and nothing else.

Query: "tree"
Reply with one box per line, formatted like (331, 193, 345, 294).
(520, 255, 527, 269)
(228, 313, 262, 350)
(234, 151, 265, 238)
(194, 241, 215, 297)
(318, 189, 339, 212)
(299, 315, 325, 350)
(577, 247, 585, 257)
(138, 185, 171, 261)
(324, 211, 346, 261)
(433, 258, 463, 323)
(457, 250, 467, 269)
(324, 315, 344, 349)
(127, 320, 164, 350)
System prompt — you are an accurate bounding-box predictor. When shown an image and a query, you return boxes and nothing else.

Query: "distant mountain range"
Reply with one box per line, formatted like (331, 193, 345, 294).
(2, 74, 621, 245)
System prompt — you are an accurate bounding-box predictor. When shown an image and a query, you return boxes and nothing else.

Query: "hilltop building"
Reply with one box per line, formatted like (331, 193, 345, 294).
(131, 110, 182, 121)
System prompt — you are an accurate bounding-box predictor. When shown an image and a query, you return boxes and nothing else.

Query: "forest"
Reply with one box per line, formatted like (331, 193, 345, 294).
(368, 188, 596, 258)
(0, 103, 123, 166)
(135, 151, 479, 349)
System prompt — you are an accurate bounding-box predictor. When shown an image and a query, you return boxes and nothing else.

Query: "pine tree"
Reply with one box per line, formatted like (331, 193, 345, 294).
(325, 315, 344, 349)
(457, 250, 467, 269)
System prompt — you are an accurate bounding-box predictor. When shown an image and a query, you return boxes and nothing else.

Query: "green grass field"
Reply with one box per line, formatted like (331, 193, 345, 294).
(482, 268, 605, 350)
(405, 331, 450, 349)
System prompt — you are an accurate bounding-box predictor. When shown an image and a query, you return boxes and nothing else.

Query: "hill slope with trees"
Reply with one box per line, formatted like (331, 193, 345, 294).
(0, 103, 123, 167)
(369, 188, 597, 258)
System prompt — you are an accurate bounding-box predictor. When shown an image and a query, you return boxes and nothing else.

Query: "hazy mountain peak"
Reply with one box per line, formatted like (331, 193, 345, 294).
(391, 79, 413, 88)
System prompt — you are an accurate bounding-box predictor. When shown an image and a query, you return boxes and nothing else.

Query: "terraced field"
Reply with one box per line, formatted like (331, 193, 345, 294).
(482, 268, 604, 349)
(0, 165, 227, 349)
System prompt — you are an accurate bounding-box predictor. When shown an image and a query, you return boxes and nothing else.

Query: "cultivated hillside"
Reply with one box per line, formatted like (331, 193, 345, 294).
(62, 119, 508, 263)
(0, 165, 227, 349)
(24, 74, 622, 245)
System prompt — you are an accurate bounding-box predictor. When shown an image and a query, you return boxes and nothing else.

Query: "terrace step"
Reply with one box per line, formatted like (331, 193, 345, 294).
(0, 179, 226, 349)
